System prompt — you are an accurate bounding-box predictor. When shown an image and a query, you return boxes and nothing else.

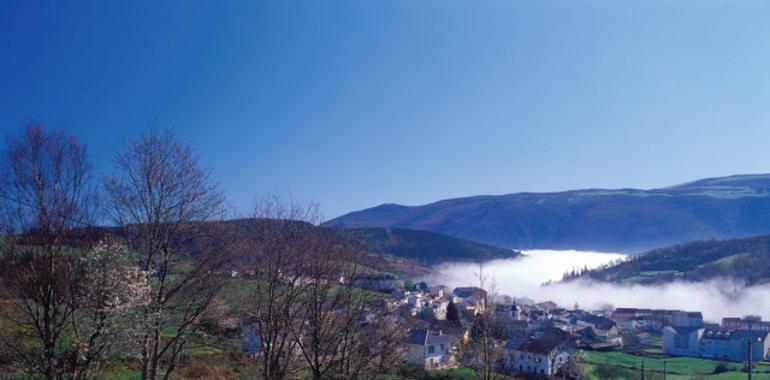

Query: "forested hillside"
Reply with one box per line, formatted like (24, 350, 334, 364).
(574, 234, 770, 285)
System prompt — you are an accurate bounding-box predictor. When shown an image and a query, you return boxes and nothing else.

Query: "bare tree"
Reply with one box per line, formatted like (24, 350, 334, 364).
(0, 124, 99, 379)
(240, 197, 408, 380)
(241, 197, 322, 380)
(465, 263, 504, 380)
(104, 127, 228, 380)
(336, 301, 409, 378)
(289, 226, 361, 380)
(281, 222, 408, 380)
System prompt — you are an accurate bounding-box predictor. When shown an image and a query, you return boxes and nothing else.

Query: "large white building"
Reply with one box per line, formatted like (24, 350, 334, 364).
(700, 330, 770, 362)
(503, 329, 574, 377)
(664, 327, 770, 362)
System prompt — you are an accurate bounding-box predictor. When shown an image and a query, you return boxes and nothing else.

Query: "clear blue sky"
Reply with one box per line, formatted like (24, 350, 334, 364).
(2, 1, 770, 219)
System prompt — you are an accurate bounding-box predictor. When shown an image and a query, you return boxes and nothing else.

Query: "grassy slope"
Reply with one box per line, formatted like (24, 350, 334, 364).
(584, 350, 770, 380)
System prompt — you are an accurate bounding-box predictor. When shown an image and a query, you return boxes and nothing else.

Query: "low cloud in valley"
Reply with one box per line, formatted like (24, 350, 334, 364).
(429, 250, 770, 322)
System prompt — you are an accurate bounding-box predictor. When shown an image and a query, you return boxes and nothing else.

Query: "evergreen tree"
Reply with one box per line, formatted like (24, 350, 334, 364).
(447, 301, 461, 325)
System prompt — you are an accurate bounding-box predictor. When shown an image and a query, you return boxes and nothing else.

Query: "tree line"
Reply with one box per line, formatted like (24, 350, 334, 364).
(0, 124, 406, 380)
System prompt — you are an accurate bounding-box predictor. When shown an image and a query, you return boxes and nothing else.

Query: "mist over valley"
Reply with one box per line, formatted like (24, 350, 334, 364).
(429, 249, 770, 321)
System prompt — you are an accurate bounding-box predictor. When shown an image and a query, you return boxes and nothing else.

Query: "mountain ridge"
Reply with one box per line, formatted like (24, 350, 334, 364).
(326, 174, 770, 253)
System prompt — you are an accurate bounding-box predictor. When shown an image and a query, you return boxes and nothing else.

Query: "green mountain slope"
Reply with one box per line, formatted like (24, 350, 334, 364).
(345, 227, 520, 266)
(576, 234, 770, 285)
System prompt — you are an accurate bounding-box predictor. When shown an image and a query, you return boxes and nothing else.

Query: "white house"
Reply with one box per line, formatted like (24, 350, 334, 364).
(503, 329, 574, 377)
(406, 329, 457, 370)
(663, 326, 704, 357)
(431, 298, 449, 320)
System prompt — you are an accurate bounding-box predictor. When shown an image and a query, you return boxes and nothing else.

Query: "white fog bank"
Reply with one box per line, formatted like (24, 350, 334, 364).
(428, 250, 770, 322)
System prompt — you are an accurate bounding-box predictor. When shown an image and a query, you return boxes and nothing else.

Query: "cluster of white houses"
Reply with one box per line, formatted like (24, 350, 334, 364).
(614, 307, 770, 362)
(663, 318, 770, 362)
(401, 285, 616, 376)
(364, 277, 770, 375)
(405, 299, 770, 375)
(241, 272, 770, 377)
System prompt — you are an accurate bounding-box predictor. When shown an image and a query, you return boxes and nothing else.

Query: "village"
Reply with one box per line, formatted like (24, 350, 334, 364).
(299, 272, 770, 378)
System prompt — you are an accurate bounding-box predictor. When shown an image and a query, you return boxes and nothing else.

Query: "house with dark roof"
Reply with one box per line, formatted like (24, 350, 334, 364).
(433, 319, 471, 344)
(452, 287, 488, 311)
(575, 326, 621, 350)
(406, 329, 457, 370)
(453, 286, 487, 299)
(575, 326, 598, 347)
(505, 319, 532, 334)
(573, 314, 616, 331)
(571, 314, 623, 346)
(503, 328, 574, 377)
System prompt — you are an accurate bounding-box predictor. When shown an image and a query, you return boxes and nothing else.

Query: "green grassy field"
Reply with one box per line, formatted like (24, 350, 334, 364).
(584, 350, 770, 380)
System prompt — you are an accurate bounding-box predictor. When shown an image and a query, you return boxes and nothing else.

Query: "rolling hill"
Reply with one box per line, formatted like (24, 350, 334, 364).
(345, 227, 520, 266)
(573, 234, 770, 285)
(106, 219, 518, 277)
(326, 174, 770, 253)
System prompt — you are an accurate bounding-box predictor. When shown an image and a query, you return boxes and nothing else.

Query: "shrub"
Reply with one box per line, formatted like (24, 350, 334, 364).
(713, 363, 729, 374)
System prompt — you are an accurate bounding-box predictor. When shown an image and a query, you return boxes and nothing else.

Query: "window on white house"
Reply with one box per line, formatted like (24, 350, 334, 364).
(428, 345, 435, 354)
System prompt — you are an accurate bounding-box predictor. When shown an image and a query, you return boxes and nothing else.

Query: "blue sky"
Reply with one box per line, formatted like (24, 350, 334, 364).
(2, 0, 770, 219)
